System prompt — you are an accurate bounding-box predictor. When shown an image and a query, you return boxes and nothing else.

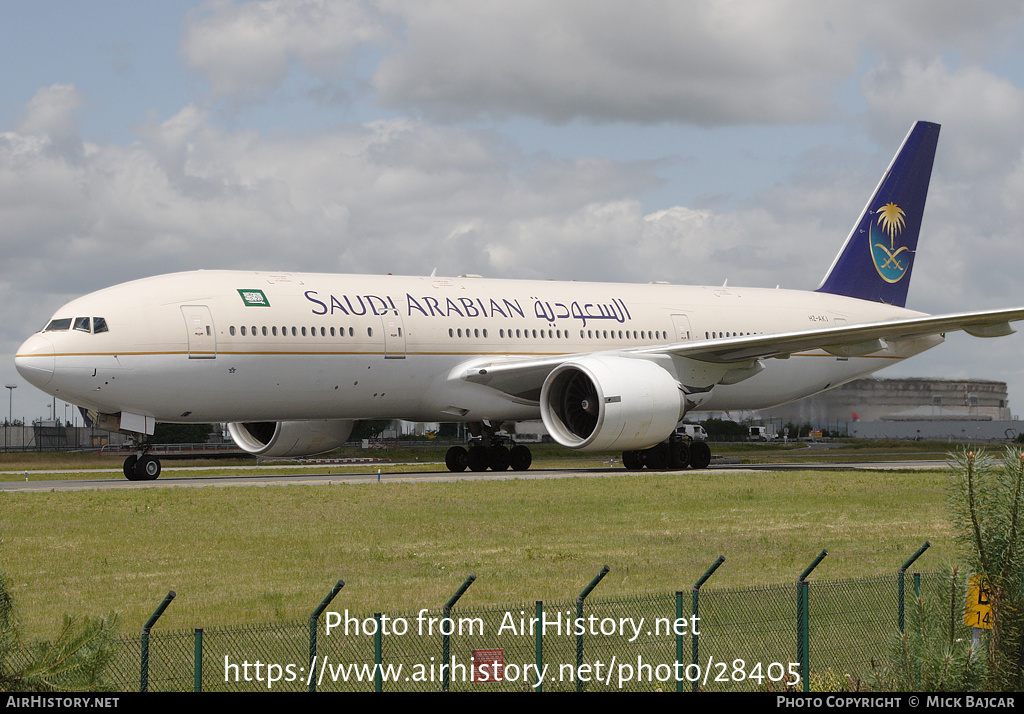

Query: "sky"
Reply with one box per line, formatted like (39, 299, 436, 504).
(3, 0, 1024, 424)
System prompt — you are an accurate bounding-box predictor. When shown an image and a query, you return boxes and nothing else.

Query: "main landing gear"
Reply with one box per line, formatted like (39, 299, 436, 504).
(445, 422, 533, 473)
(621, 436, 712, 471)
(123, 445, 162, 481)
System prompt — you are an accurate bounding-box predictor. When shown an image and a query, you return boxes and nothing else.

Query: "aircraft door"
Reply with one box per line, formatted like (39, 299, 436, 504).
(671, 314, 694, 342)
(181, 305, 217, 359)
(382, 314, 406, 359)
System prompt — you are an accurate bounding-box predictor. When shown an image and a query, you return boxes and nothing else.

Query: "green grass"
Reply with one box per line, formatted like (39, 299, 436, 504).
(0, 438, 966, 480)
(1, 465, 956, 640)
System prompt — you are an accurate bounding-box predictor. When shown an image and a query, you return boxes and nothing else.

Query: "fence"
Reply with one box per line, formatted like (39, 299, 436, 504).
(1, 424, 130, 451)
(105, 567, 944, 692)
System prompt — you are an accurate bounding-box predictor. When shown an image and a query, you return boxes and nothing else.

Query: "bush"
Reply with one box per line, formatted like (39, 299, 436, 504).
(870, 566, 985, 691)
(947, 448, 1024, 691)
(0, 568, 118, 692)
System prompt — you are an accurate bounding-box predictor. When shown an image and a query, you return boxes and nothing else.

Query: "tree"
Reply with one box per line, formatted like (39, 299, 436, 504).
(871, 566, 985, 692)
(0, 568, 117, 692)
(151, 423, 213, 444)
(947, 447, 1024, 691)
(699, 418, 746, 438)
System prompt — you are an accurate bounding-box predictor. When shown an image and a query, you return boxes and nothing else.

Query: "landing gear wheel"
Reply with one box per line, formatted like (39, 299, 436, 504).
(622, 450, 644, 470)
(671, 442, 691, 470)
(689, 441, 712, 470)
(123, 455, 139, 481)
(489, 445, 511, 471)
(510, 444, 532, 471)
(467, 445, 490, 472)
(445, 446, 468, 472)
(643, 443, 671, 470)
(136, 454, 162, 480)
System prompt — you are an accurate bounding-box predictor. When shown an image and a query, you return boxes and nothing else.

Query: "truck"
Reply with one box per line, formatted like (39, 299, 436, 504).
(676, 424, 709, 441)
(747, 425, 778, 441)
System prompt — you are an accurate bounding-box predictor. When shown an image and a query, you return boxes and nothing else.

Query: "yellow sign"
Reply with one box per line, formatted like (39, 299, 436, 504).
(964, 575, 993, 630)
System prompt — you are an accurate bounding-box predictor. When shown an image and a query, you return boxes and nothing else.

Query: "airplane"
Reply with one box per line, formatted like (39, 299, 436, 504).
(14, 120, 1024, 480)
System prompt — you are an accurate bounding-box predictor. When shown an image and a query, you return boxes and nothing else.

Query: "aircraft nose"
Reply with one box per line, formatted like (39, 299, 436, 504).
(15, 333, 55, 388)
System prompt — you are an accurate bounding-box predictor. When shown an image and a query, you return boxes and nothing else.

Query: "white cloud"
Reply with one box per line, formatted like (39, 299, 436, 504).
(372, 1, 852, 124)
(180, 0, 392, 103)
(13, 84, 84, 157)
(861, 59, 1024, 177)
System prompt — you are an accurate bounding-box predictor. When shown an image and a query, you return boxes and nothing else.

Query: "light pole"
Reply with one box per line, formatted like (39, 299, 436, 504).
(5, 384, 14, 425)
(4, 385, 14, 453)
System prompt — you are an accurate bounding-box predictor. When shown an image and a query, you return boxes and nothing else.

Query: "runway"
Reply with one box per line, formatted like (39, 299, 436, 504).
(0, 458, 949, 492)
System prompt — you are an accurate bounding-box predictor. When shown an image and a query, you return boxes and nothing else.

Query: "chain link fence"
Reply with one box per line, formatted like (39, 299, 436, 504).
(102, 570, 951, 692)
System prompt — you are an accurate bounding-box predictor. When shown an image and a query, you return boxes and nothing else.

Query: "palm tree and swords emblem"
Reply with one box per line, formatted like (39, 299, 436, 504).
(870, 202, 910, 283)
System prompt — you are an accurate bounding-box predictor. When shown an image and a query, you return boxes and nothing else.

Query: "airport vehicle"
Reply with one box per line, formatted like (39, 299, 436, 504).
(748, 426, 777, 441)
(15, 121, 1024, 479)
(678, 424, 708, 441)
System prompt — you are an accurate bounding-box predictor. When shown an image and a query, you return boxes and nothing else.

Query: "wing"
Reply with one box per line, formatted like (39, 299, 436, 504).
(461, 307, 1024, 401)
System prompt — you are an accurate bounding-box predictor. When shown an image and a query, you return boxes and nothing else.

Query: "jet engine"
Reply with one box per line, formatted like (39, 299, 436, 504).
(540, 355, 684, 452)
(227, 419, 356, 457)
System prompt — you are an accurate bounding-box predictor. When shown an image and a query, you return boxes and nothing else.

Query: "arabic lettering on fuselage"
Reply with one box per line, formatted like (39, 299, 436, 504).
(303, 291, 632, 326)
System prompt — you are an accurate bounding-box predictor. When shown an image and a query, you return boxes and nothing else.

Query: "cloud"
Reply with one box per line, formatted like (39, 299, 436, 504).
(861, 59, 1024, 177)
(180, 0, 392, 103)
(13, 84, 84, 158)
(176, 1, 1024, 131)
(373, 1, 852, 124)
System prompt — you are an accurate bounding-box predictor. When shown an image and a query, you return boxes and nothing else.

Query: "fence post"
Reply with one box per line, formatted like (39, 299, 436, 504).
(534, 600, 543, 693)
(442, 574, 476, 692)
(796, 550, 827, 693)
(374, 613, 382, 692)
(308, 579, 344, 693)
(898, 541, 930, 633)
(689, 555, 725, 692)
(139, 591, 175, 692)
(576, 565, 610, 693)
(193, 628, 203, 692)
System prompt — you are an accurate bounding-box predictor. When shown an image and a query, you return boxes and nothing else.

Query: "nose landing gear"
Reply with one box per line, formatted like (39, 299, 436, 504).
(123, 449, 162, 481)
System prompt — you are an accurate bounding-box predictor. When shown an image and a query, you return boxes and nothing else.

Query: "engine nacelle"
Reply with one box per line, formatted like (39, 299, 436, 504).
(540, 355, 683, 452)
(227, 419, 356, 457)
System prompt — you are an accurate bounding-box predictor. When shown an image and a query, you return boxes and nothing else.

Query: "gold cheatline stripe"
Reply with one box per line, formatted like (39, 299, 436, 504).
(25, 349, 903, 360)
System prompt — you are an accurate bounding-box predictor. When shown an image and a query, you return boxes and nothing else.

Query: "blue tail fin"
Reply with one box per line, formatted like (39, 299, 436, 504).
(816, 121, 940, 307)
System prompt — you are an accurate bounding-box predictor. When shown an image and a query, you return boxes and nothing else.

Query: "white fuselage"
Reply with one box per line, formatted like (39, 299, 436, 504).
(15, 270, 941, 425)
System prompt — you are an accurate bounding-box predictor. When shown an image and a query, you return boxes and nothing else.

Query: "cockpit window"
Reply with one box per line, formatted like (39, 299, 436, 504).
(44, 318, 72, 332)
(43, 316, 109, 334)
